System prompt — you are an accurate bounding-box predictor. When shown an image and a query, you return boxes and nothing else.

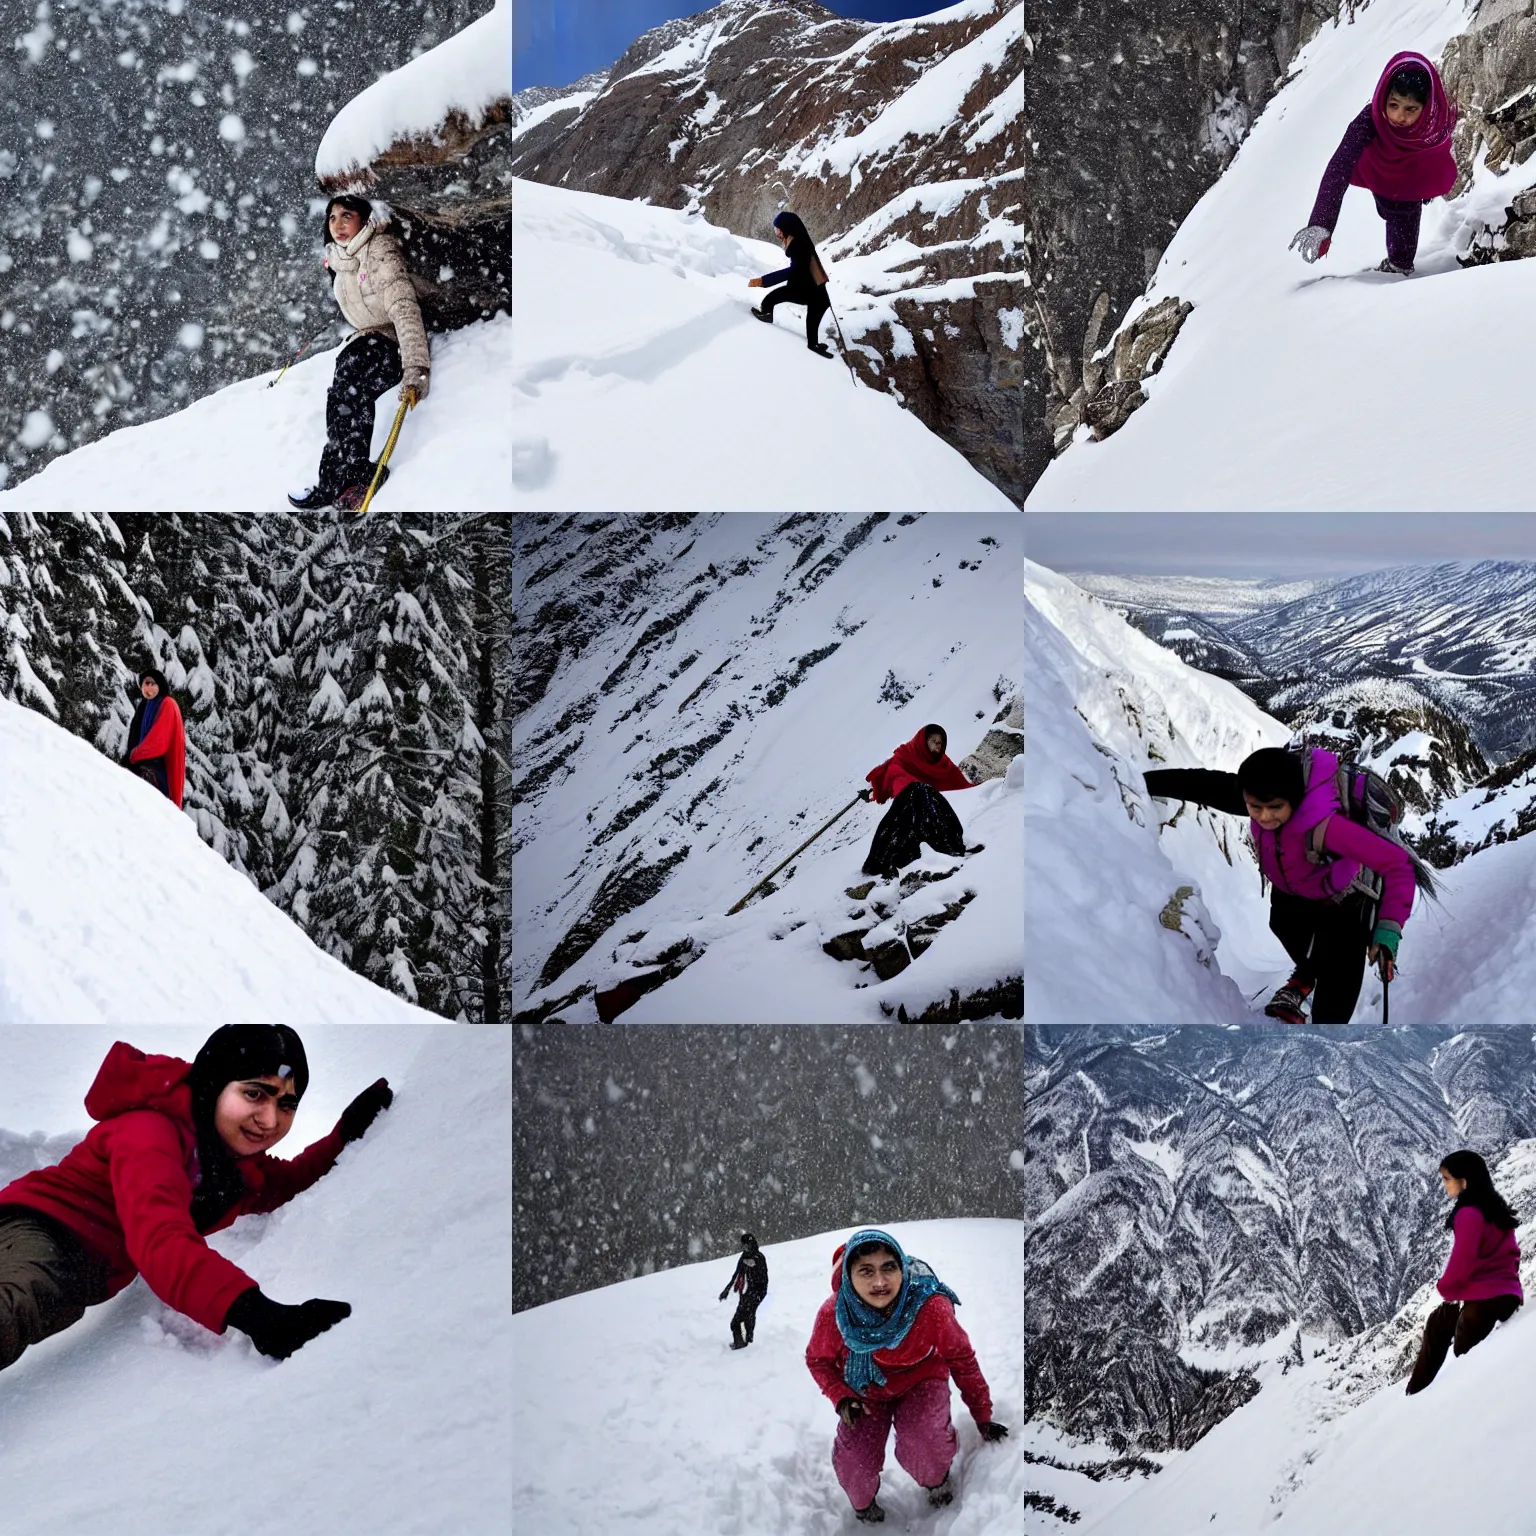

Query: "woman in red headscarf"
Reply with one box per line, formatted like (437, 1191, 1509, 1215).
(860, 723, 976, 880)
(1290, 52, 1457, 276)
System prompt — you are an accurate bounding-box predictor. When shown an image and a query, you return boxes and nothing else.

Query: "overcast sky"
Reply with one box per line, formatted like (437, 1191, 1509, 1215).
(1024, 514, 1536, 579)
(514, 0, 962, 90)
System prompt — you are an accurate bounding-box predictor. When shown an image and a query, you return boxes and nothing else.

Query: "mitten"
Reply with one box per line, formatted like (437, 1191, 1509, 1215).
(224, 1288, 352, 1360)
(400, 367, 430, 404)
(1289, 225, 1332, 263)
(978, 1421, 1010, 1442)
(337, 1078, 393, 1143)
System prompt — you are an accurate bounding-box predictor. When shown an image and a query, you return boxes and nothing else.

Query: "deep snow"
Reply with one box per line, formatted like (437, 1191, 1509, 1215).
(512, 1219, 1023, 1535)
(0, 316, 511, 512)
(510, 179, 1017, 511)
(0, 1025, 511, 1536)
(0, 698, 445, 1022)
(1025, 0, 1536, 510)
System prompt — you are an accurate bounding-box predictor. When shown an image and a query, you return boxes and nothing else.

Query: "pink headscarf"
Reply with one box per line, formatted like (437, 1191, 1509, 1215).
(1350, 51, 1457, 201)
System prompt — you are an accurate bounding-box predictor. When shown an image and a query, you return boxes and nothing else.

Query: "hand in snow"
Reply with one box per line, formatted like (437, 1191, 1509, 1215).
(748, 277, 763, 289)
(1289, 225, 1332, 263)
(225, 1288, 352, 1360)
(977, 1421, 1010, 1442)
(337, 1078, 393, 1143)
(837, 1397, 866, 1427)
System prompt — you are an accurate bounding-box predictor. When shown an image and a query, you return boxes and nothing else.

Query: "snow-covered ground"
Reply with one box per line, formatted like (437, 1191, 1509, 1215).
(510, 179, 1017, 510)
(0, 699, 445, 1022)
(0, 1025, 511, 1536)
(0, 315, 511, 512)
(1026, 0, 1536, 510)
(513, 1219, 1023, 1536)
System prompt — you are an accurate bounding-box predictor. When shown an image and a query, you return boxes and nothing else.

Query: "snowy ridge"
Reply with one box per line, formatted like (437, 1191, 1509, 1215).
(513, 1219, 1023, 1536)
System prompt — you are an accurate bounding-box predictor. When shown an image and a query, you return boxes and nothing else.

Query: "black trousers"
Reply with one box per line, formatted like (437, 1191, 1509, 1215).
(763, 283, 831, 345)
(319, 332, 402, 490)
(1268, 889, 1372, 1024)
(0, 1207, 111, 1372)
(862, 782, 966, 879)
(1405, 1295, 1521, 1394)
(731, 1292, 764, 1346)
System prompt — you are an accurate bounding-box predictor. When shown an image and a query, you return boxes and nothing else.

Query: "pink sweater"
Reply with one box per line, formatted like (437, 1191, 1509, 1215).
(1438, 1206, 1523, 1303)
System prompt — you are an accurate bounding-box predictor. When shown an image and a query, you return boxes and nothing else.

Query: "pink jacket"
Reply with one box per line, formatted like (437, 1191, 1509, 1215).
(1252, 749, 1416, 932)
(1438, 1205, 1523, 1303)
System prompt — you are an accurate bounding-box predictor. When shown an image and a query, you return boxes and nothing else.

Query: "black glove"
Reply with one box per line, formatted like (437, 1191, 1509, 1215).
(224, 1287, 352, 1360)
(718, 1288, 730, 1302)
(837, 1397, 866, 1427)
(337, 1078, 393, 1143)
(857, 788, 872, 802)
(978, 1420, 1010, 1442)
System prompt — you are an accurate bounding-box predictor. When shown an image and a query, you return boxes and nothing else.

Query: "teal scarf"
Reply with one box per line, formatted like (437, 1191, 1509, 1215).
(834, 1228, 960, 1395)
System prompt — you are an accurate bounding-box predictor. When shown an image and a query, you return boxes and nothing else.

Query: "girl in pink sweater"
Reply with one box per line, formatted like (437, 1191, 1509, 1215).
(1406, 1150, 1523, 1394)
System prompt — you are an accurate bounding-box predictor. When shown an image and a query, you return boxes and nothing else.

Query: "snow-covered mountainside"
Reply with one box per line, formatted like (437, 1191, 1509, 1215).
(513, 1219, 1023, 1536)
(512, 0, 1025, 505)
(1069, 573, 1329, 623)
(0, 1026, 511, 1536)
(1025, 557, 1536, 1023)
(512, 514, 1021, 1024)
(0, 699, 444, 1023)
(1029, 0, 1536, 509)
(511, 181, 1012, 511)
(1083, 1130, 1536, 1534)
(1435, 743, 1536, 856)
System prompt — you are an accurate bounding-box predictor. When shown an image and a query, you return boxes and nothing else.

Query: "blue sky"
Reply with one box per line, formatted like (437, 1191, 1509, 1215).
(513, 1, 964, 91)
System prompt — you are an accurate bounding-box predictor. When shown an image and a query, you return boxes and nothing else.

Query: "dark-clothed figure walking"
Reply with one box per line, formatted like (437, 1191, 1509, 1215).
(122, 667, 187, 809)
(748, 211, 833, 356)
(1406, 1150, 1523, 1394)
(861, 724, 975, 880)
(719, 1232, 769, 1349)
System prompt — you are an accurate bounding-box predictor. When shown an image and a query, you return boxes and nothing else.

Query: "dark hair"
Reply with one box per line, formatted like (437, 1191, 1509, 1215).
(1441, 1149, 1519, 1232)
(847, 1239, 900, 1268)
(1386, 65, 1431, 105)
(740, 1232, 758, 1247)
(1237, 746, 1306, 808)
(323, 193, 375, 241)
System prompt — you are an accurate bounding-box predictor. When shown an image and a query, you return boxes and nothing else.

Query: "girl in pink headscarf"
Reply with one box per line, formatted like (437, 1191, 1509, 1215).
(1290, 52, 1458, 276)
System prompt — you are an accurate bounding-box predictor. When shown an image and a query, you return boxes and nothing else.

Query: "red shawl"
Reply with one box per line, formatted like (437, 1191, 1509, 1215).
(1352, 51, 1457, 202)
(866, 725, 973, 805)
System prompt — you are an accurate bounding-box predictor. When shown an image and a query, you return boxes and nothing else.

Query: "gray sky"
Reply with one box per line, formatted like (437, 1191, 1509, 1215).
(1024, 513, 1536, 578)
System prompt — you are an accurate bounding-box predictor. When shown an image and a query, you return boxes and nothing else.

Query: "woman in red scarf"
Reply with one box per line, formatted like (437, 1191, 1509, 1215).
(1290, 52, 1457, 276)
(860, 724, 976, 880)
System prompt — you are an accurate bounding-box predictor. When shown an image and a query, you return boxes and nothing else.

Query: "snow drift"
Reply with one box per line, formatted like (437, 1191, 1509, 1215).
(0, 699, 445, 1022)
(1028, 0, 1536, 510)
(510, 179, 1017, 511)
(0, 1025, 511, 1536)
(512, 1218, 1023, 1536)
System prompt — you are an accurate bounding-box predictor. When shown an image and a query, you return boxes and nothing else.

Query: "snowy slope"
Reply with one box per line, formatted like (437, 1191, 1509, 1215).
(0, 699, 445, 1022)
(512, 514, 1021, 1024)
(0, 1026, 510, 1536)
(1025, 0, 1536, 511)
(510, 180, 1017, 510)
(0, 317, 511, 512)
(513, 1219, 1023, 1536)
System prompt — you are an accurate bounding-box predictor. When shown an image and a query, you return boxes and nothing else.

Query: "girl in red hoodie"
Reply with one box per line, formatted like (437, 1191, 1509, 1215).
(860, 723, 976, 880)
(805, 1228, 1009, 1524)
(0, 1025, 393, 1372)
(1405, 1150, 1523, 1394)
(121, 665, 187, 809)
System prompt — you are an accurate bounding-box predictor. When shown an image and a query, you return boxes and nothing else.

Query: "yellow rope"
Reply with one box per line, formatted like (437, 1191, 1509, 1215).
(356, 390, 414, 517)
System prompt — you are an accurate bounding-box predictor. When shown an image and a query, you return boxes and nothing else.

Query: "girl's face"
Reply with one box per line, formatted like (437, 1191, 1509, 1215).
(328, 206, 363, 242)
(214, 1074, 298, 1156)
(925, 732, 944, 758)
(849, 1247, 903, 1310)
(1243, 793, 1293, 831)
(1384, 92, 1424, 129)
(140, 677, 159, 699)
(776, 227, 790, 246)
(1440, 1167, 1467, 1198)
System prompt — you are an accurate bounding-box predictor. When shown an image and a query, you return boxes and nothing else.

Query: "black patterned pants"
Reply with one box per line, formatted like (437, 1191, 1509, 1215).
(862, 782, 966, 879)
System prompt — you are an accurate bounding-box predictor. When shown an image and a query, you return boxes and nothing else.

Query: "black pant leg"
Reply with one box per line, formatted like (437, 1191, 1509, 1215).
(1267, 890, 1318, 978)
(319, 333, 404, 489)
(1308, 897, 1370, 1024)
(761, 288, 792, 319)
(1405, 1300, 1460, 1393)
(806, 287, 830, 345)
(1454, 1294, 1521, 1357)
(738, 1294, 762, 1343)
(0, 1209, 109, 1372)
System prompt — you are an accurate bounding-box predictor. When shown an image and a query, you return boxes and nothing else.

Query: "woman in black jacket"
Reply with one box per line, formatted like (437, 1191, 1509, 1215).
(749, 211, 833, 357)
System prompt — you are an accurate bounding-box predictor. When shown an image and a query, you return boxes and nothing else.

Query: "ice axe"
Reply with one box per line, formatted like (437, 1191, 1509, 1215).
(726, 792, 867, 915)
(825, 297, 858, 390)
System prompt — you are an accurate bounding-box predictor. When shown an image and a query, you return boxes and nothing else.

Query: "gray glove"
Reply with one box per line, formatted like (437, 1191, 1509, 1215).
(1289, 225, 1332, 263)
(400, 366, 430, 404)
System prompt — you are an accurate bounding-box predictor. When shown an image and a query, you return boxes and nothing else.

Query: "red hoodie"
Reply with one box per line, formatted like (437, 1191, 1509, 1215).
(0, 1042, 345, 1334)
(804, 1242, 993, 1424)
(866, 726, 974, 805)
(129, 695, 187, 809)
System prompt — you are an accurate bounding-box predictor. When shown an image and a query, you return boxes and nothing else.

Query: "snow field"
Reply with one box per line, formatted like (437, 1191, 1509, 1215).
(0, 698, 445, 1022)
(0, 315, 511, 512)
(0, 1027, 511, 1536)
(513, 1219, 1023, 1536)
(510, 179, 1017, 511)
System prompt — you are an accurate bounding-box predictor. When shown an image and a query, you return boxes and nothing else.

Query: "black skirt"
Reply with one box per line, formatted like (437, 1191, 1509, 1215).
(862, 782, 966, 878)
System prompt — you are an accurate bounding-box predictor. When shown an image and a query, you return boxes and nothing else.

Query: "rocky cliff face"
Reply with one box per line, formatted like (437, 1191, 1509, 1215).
(511, 0, 1025, 505)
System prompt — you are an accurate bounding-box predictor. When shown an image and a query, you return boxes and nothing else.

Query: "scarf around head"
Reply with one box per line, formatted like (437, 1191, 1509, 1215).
(834, 1228, 961, 1394)
(1352, 52, 1457, 201)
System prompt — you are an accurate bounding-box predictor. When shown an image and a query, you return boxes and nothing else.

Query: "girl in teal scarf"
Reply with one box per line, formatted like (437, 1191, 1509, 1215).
(834, 1228, 962, 1394)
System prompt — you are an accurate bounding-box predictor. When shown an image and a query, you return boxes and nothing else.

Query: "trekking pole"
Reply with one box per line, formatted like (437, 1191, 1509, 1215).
(726, 793, 865, 915)
(826, 298, 858, 390)
(355, 390, 415, 517)
(267, 325, 334, 388)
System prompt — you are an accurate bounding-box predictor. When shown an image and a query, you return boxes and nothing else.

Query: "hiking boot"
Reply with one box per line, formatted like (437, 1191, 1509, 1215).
(334, 463, 390, 512)
(854, 1499, 885, 1524)
(751, 305, 772, 322)
(926, 1475, 954, 1508)
(1376, 256, 1413, 276)
(729, 1340, 748, 1350)
(808, 342, 833, 357)
(287, 485, 335, 510)
(1264, 974, 1315, 1024)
